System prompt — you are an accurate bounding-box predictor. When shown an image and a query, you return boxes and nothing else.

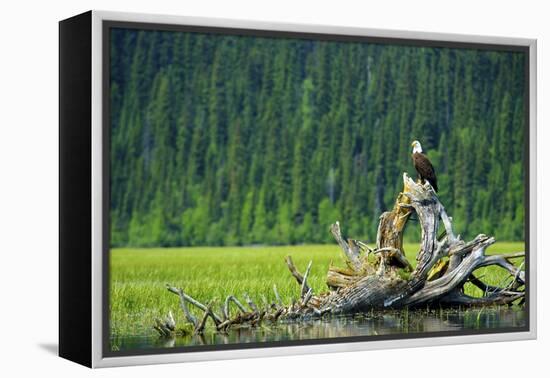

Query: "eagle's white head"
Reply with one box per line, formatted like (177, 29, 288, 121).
(411, 140, 422, 154)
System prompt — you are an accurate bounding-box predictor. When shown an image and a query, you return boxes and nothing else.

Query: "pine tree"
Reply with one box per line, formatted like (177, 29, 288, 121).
(110, 29, 527, 247)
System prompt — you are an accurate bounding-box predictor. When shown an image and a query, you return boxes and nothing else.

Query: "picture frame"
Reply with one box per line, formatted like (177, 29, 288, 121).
(59, 10, 537, 368)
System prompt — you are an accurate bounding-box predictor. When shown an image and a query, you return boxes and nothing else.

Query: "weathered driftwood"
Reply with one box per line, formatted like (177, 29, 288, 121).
(155, 173, 525, 336)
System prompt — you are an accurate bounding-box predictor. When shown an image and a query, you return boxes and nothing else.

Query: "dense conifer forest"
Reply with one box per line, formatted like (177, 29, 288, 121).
(109, 28, 526, 247)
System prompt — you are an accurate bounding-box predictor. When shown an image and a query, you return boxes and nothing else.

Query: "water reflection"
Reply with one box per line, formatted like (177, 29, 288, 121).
(111, 307, 526, 352)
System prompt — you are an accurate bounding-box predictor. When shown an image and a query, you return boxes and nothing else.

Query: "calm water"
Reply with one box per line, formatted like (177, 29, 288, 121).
(111, 307, 526, 352)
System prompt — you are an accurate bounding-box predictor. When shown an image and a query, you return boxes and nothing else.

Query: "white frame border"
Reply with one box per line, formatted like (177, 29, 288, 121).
(91, 10, 537, 368)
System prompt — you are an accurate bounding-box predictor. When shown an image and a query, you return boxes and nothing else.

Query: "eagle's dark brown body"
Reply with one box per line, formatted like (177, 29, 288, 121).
(412, 152, 438, 192)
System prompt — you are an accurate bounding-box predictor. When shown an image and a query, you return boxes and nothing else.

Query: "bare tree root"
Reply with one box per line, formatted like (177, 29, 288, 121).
(155, 173, 525, 336)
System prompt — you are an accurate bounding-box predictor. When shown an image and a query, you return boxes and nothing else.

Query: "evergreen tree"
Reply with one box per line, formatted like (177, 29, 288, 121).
(110, 28, 527, 247)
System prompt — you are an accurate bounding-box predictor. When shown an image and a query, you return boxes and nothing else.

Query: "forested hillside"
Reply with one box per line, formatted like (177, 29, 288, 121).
(109, 28, 526, 247)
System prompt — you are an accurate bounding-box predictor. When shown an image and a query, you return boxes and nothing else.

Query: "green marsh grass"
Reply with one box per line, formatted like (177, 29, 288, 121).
(110, 242, 524, 337)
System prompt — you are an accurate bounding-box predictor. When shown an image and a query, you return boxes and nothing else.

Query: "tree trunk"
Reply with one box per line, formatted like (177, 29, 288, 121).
(156, 173, 525, 335)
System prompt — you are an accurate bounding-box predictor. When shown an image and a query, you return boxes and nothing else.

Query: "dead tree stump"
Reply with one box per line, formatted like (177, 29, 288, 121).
(156, 173, 525, 336)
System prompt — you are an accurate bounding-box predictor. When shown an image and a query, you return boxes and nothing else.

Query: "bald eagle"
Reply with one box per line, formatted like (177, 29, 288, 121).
(411, 140, 438, 192)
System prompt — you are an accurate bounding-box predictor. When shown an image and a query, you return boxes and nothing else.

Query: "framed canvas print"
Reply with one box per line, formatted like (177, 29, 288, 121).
(59, 10, 537, 368)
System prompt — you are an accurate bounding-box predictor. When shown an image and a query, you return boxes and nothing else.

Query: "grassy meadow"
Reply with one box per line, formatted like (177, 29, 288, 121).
(110, 241, 524, 338)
